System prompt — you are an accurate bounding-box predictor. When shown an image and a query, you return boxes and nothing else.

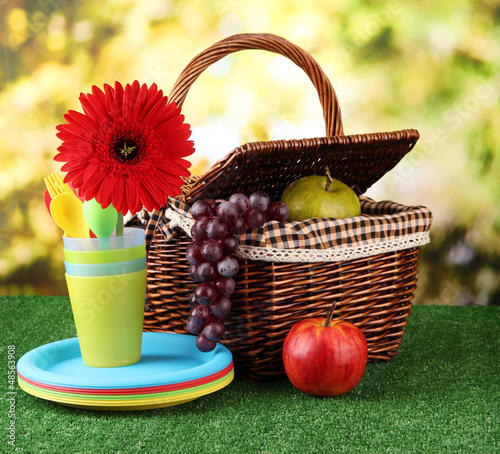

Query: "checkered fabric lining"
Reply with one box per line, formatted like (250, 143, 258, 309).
(150, 196, 432, 253)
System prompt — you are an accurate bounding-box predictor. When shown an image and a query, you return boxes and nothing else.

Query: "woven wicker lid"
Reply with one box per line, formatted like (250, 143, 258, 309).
(167, 33, 419, 204)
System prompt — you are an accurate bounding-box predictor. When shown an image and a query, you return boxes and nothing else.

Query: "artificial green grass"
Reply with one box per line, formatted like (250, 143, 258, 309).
(1, 296, 499, 454)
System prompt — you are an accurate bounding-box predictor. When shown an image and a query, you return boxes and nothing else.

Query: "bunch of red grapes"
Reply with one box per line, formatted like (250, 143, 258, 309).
(185, 191, 289, 352)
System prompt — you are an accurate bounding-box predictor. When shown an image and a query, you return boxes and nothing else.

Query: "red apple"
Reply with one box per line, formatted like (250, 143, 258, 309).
(282, 316, 368, 397)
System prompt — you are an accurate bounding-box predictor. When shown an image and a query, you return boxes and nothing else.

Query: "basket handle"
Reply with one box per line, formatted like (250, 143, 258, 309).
(144, 34, 344, 251)
(169, 33, 344, 136)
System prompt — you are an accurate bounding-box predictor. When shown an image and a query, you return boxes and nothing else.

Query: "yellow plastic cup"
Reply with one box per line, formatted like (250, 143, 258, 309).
(65, 269, 147, 368)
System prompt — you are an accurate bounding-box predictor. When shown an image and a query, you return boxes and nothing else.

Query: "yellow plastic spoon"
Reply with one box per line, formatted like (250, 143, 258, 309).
(50, 194, 91, 238)
(44, 173, 90, 239)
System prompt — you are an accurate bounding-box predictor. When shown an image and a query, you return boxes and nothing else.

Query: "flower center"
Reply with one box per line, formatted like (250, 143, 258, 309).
(114, 139, 140, 162)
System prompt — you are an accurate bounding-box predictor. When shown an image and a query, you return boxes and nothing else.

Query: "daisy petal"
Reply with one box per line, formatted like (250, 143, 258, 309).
(142, 96, 171, 125)
(136, 88, 164, 120)
(64, 110, 98, 131)
(132, 83, 150, 119)
(80, 95, 109, 123)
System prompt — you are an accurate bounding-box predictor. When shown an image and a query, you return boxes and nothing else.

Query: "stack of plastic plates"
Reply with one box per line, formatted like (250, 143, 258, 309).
(17, 332, 234, 411)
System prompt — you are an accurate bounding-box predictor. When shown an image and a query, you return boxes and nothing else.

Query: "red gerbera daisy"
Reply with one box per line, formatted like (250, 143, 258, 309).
(54, 81, 194, 215)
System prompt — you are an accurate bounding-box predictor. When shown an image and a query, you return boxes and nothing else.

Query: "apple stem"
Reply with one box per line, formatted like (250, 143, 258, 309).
(324, 167, 333, 192)
(324, 301, 337, 327)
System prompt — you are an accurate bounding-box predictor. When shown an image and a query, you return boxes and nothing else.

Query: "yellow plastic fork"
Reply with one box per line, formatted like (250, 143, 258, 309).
(44, 173, 90, 238)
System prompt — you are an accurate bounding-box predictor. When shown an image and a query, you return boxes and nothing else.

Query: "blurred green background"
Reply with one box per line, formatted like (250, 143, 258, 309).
(1, 0, 499, 305)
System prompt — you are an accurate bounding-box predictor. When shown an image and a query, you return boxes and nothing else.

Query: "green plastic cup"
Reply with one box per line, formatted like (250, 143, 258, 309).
(63, 244, 146, 264)
(65, 269, 147, 367)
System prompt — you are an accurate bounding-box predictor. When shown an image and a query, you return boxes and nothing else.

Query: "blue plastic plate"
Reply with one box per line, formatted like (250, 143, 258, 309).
(17, 332, 233, 390)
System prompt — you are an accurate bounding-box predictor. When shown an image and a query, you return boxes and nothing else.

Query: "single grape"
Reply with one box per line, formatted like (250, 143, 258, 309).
(217, 255, 239, 278)
(219, 234, 239, 255)
(186, 318, 203, 335)
(190, 304, 211, 326)
(196, 333, 217, 352)
(186, 240, 204, 265)
(197, 261, 218, 282)
(209, 295, 232, 318)
(206, 218, 228, 240)
(227, 215, 246, 235)
(191, 200, 214, 219)
(216, 201, 239, 223)
(249, 191, 270, 212)
(228, 193, 250, 214)
(203, 319, 225, 341)
(191, 216, 211, 240)
(244, 207, 266, 229)
(214, 276, 236, 295)
(194, 282, 217, 305)
(201, 239, 223, 262)
(189, 264, 202, 282)
(267, 201, 289, 222)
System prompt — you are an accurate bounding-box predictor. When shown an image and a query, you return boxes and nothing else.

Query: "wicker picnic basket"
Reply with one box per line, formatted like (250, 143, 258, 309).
(140, 33, 433, 381)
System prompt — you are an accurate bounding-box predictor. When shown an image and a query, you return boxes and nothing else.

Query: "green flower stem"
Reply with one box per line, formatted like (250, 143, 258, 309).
(116, 212, 124, 237)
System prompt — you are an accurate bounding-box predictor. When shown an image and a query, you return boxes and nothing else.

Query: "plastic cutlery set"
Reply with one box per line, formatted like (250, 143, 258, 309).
(44, 172, 119, 238)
